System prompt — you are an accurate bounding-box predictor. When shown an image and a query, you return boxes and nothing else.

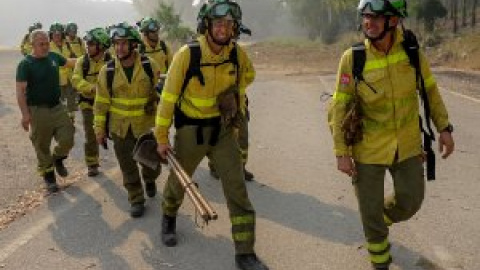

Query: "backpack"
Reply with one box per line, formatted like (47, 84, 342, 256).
(105, 54, 155, 97)
(179, 40, 239, 101)
(139, 40, 169, 67)
(351, 29, 436, 180)
(82, 52, 112, 79)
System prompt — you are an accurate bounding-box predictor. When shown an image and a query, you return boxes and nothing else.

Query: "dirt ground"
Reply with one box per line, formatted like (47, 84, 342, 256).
(0, 41, 479, 231)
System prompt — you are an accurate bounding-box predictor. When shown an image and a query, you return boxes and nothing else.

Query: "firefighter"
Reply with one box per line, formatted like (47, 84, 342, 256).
(154, 1, 268, 269)
(49, 22, 78, 119)
(65, 22, 86, 58)
(137, 16, 172, 73)
(20, 22, 42, 56)
(94, 23, 162, 218)
(16, 29, 76, 193)
(71, 28, 112, 177)
(329, 0, 455, 269)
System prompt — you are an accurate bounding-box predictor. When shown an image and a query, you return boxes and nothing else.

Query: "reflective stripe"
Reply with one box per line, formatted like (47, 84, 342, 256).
(424, 75, 436, 89)
(232, 231, 254, 242)
(112, 97, 148, 106)
(162, 92, 178, 103)
(364, 51, 408, 72)
(231, 215, 254, 225)
(156, 116, 172, 127)
(384, 214, 393, 227)
(96, 96, 110, 104)
(370, 253, 391, 264)
(188, 96, 217, 107)
(94, 115, 106, 122)
(367, 239, 389, 253)
(333, 91, 353, 103)
(110, 107, 145, 117)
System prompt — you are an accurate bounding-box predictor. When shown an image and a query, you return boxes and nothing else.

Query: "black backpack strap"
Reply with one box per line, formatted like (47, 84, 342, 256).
(160, 40, 169, 67)
(402, 29, 436, 180)
(104, 51, 112, 62)
(82, 55, 90, 79)
(139, 43, 146, 54)
(180, 41, 204, 102)
(65, 41, 77, 58)
(140, 55, 154, 87)
(352, 42, 366, 83)
(106, 60, 115, 98)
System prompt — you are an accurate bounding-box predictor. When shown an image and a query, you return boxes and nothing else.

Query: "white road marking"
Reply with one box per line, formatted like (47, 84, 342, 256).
(441, 87, 480, 104)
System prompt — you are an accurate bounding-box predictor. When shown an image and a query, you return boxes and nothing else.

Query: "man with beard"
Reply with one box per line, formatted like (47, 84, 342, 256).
(329, 0, 455, 269)
(154, 1, 267, 269)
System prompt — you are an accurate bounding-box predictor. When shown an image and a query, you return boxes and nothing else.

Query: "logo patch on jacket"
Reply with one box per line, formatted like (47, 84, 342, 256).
(340, 74, 351, 85)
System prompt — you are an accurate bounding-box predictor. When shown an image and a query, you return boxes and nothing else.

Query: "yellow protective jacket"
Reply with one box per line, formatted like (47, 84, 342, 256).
(94, 52, 162, 139)
(20, 34, 32, 56)
(50, 41, 73, 86)
(141, 37, 172, 74)
(66, 36, 86, 58)
(154, 35, 255, 144)
(71, 53, 109, 109)
(330, 29, 450, 165)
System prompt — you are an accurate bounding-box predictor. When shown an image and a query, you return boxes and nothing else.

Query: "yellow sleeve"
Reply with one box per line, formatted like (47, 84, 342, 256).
(93, 65, 111, 135)
(154, 45, 189, 144)
(330, 49, 355, 156)
(71, 56, 94, 95)
(418, 51, 450, 132)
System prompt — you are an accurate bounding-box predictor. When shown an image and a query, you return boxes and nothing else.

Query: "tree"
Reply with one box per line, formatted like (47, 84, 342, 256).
(416, 0, 448, 33)
(473, 0, 478, 27)
(152, 2, 195, 42)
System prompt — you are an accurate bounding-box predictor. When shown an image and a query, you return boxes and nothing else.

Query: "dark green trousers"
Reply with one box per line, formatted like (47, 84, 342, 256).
(81, 108, 99, 167)
(162, 125, 256, 254)
(29, 104, 75, 176)
(112, 128, 160, 205)
(354, 156, 425, 265)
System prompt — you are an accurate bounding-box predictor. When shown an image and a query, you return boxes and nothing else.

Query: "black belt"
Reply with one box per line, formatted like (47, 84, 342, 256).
(174, 107, 221, 146)
(31, 102, 59, 108)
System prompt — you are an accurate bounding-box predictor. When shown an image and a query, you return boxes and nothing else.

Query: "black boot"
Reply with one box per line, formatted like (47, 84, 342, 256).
(243, 166, 254, 182)
(130, 203, 145, 218)
(87, 165, 99, 177)
(44, 171, 59, 193)
(235, 254, 269, 270)
(145, 182, 157, 198)
(161, 214, 177, 247)
(54, 156, 68, 177)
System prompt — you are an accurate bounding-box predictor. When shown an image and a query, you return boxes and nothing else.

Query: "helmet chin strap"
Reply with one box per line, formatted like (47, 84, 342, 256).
(364, 16, 395, 42)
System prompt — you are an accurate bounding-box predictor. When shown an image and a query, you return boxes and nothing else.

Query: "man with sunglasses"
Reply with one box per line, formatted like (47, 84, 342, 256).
(137, 17, 172, 74)
(154, 1, 267, 269)
(329, 0, 455, 269)
(94, 23, 162, 218)
(71, 28, 111, 177)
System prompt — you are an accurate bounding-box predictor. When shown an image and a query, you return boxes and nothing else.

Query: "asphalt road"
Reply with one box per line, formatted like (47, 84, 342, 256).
(0, 50, 479, 270)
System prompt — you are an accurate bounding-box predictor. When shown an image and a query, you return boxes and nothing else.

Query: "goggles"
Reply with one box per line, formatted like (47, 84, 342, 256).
(358, 0, 390, 14)
(146, 22, 159, 32)
(209, 2, 241, 20)
(84, 33, 94, 42)
(110, 27, 128, 38)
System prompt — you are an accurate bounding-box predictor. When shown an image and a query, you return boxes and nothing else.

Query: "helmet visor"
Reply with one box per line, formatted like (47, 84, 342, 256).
(110, 27, 128, 38)
(147, 22, 159, 32)
(84, 32, 94, 42)
(210, 2, 241, 20)
(358, 0, 387, 14)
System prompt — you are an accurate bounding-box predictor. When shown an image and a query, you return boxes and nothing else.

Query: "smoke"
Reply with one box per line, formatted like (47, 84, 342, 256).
(132, 0, 305, 41)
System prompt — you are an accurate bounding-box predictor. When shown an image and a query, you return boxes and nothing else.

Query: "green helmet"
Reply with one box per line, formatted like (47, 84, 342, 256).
(28, 22, 42, 33)
(84, 27, 111, 48)
(109, 22, 142, 43)
(49, 22, 65, 34)
(198, 0, 242, 21)
(65, 22, 78, 34)
(357, 0, 408, 18)
(138, 17, 160, 33)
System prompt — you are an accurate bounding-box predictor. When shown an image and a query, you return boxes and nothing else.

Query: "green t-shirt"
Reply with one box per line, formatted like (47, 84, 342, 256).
(16, 52, 66, 106)
(122, 65, 134, 83)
